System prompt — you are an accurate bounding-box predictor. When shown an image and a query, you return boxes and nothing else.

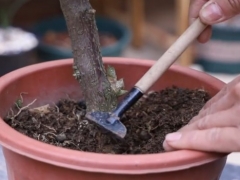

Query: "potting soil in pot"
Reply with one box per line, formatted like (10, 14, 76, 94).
(4, 86, 210, 154)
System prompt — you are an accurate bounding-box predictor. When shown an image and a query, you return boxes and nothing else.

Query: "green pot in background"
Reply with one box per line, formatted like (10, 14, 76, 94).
(31, 16, 131, 61)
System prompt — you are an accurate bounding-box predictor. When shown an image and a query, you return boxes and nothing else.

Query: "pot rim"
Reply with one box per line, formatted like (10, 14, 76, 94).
(0, 58, 227, 174)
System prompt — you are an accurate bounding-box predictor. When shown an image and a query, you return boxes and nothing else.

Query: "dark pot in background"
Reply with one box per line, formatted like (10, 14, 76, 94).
(0, 27, 39, 77)
(0, 48, 38, 77)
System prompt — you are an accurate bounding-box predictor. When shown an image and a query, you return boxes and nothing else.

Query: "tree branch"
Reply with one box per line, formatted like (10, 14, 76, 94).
(59, 0, 118, 112)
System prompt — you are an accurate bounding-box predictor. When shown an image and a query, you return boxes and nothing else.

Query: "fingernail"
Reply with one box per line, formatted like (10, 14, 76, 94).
(201, 2, 223, 23)
(165, 132, 182, 141)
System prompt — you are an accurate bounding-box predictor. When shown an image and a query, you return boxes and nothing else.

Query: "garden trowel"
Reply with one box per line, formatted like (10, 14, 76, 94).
(86, 18, 207, 139)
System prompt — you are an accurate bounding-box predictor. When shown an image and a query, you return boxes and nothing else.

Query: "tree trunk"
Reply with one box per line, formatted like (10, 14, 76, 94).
(59, 0, 117, 112)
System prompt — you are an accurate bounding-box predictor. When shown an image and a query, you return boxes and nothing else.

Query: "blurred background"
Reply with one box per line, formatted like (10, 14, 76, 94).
(1, 0, 240, 179)
(1, 0, 240, 78)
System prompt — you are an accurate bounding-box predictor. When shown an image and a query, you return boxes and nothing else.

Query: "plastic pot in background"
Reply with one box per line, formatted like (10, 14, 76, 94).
(0, 58, 226, 180)
(196, 16, 240, 74)
(0, 27, 39, 76)
(31, 16, 131, 61)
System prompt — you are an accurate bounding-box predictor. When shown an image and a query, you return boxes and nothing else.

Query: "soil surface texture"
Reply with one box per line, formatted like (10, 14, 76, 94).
(4, 86, 210, 154)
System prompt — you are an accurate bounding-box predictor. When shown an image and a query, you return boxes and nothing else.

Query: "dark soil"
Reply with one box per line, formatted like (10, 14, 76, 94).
(4, 86, 210, 154)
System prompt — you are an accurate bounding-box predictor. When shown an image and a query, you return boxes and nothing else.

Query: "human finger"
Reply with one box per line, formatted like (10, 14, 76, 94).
(199, 0, 240, 24)
(164, 127, 240, 152)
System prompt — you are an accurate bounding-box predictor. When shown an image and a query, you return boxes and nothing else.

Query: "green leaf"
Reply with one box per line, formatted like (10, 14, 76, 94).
(16, 99, 22, 108)
(115, 78, 124, 89)
(117, 90, 128, 96)
(106, 66, 117, 79)
(106, 66, 127, 97)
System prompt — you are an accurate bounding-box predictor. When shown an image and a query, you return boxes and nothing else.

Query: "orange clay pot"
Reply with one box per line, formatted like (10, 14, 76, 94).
(0, 58, 227, 180)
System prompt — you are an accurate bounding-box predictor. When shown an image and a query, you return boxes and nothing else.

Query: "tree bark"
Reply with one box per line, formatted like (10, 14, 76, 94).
(59, 0, 117, 112)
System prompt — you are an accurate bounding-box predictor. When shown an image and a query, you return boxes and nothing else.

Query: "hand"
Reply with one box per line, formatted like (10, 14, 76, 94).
(190, 0, 240, 43)
(163, 76, 240, 153)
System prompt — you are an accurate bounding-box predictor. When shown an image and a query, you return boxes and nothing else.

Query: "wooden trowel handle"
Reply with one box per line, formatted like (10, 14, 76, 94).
(135, 18, 207, 93)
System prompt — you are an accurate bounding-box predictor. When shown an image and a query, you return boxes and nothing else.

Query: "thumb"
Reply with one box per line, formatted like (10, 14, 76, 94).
(199, 0, 240, 24)
(163, 127, 240, 153)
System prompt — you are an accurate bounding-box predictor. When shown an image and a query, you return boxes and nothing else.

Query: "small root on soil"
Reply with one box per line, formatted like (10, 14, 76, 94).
(11, 98, 37, 120)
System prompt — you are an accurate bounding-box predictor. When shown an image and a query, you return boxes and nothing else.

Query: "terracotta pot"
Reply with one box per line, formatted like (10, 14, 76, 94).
(0, 58, 227, 180)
